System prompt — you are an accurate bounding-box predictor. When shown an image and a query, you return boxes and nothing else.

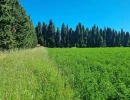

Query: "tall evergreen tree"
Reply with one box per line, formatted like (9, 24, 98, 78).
(35, 22, 44, 45)
(42, 22, 48, 46)
(102, 27, 107, 47)
(83, 28, 88, 47)
(112, 30, 116, 47)
(124, 32, 130, 47)
(55, 28, 60, 47)
(87, 29, 91, 47)
(115, 31, 121, 46)
(11, 0, 37, 48)
(69, 28, 76, 47)
(47, 19, 55, 47)
(95, 26, 100, 47)
(61, 23, 67, 47)
(0, 0, 16, 49)
(79, 24, 84, 47)
(106, 28, 113, 47)
(91, 24, 97, 47)
(120, 29, 125, 46)
(75, 23, 84, 47)
(66, 25, 69, 47)
(0, 0, 37, 49)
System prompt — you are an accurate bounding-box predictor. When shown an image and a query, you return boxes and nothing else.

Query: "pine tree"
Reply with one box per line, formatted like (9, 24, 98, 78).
(87, 29, 91, 47)
(83, 28, 88, 47)
(102, 27, 107, 47)
(120, 29, 125, 46)
(35, 22, 44, 45)
(75, 23, 82, 47)
(47, 19, 55, 47)
(61, 23, 67, 47)
(99, 28, 104, 47)
(91, 25, 97, 47)
(55, 28, 60, 47)
(79, 24, 84, 47)
(69, 28, 75, 47)
(0, 0, 16, 49)
(66, 25, 69, 47)
(95, 26, 101, 47)
(68, 28, 73, 47)
(115, 31, 121, 46)
(106, 28, 113, 47)
(0, 0, 37, 49)
(124, 32, 130, 47)
(112, 30, 116, 47)
(12, 0, 37, 48)
(42, 22, 48, 46)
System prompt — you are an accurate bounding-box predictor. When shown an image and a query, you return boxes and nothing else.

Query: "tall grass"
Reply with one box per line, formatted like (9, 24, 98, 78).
(0, 47, 74, 100)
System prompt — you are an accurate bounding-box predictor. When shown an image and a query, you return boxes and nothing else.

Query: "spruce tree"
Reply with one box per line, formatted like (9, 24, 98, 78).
(83, 28, 88, 47)
(91, 25, 97, 47)
(112, 30, 116, 47)
(102, 27, 107, 47)
(47, 19, 55, 47)
(0, 0, 16, 49)
(120, 29, 125, 46)
(75, 23, 81, 47)
(42, 22, 48, 46)
(66, 25, 69, 47)
(0, 0, 37, 49)
(55, 28, 60, 47)
(68, 28, 74, 47)
(124, 32, 130, 47)
(61, 23, 67, 47)
(36, 22, 44, 45)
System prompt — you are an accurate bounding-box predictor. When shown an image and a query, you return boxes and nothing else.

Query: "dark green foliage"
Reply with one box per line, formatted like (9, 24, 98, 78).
(124, 32, 130, 47)
(0, 0, 16, 49)
(55, 28, 60, 47)
(35, 22, 44, 45)
(36, 20, 130, 48)
(68, 28, 75, 47)
(75, 23, 84, 47)
(0, 25, 16, 49)
(61, 23, 67, 47)
(47, 19, 56, 47)
(0, 0, 37, 50)
(42, 22, 48, 46)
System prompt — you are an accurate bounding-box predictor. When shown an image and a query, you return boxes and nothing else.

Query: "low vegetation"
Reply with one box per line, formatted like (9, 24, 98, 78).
(1, 47, 130, 99)
(0, 47, 73, 100)
(49, 48, 130, 100)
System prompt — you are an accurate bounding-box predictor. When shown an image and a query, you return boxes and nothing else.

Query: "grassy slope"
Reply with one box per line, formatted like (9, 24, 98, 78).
(0, 47, 73, 100)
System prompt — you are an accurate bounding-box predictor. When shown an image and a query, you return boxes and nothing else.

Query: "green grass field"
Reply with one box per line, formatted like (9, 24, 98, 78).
(0, 47, 130, 100)
(0, 47, 73, 100)
(49, 48, 130, 100)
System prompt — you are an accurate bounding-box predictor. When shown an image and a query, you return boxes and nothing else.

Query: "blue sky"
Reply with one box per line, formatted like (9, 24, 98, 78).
(20, 0, 130, 32)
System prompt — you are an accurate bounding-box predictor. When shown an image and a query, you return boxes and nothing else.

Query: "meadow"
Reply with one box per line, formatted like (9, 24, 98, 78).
(0, 47, 130, 100)
(49, 48, 130, 100)
(0, 47, 73, 100)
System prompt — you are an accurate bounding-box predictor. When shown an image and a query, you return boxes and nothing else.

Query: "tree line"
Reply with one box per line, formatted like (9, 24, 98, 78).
(1, 0, 130, 50)
(36, 19, 130, 48)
